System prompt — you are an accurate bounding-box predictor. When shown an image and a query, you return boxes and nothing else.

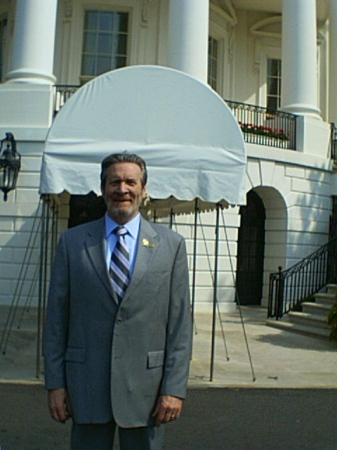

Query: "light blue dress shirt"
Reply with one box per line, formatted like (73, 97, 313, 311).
(104, 213, 141, 276)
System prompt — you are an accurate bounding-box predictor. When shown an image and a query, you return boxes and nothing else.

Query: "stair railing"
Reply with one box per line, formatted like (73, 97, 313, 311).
(268, 236, 337, 319)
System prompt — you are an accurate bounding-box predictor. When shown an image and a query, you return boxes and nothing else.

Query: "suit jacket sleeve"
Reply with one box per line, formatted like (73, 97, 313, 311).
(160, 237, 192, 399)
(43, 232, 70, 390)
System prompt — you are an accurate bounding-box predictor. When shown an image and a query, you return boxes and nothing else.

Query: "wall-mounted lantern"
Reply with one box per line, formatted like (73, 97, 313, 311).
(0, 133, 21, 201)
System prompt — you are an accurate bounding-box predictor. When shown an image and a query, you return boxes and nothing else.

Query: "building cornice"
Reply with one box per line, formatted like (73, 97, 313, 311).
(246, 143, 333, 172)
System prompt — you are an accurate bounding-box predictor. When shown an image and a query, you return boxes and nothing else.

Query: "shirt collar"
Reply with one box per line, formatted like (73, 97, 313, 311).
(105, 212, 140, 240)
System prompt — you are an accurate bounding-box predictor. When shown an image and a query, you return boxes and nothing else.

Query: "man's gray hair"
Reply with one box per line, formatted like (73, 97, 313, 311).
(100, 152, 148, 187)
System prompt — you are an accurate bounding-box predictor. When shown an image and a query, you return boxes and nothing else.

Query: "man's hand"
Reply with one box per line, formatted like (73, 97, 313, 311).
(48, 388, 73, 423)
(152, 395, 183, 426)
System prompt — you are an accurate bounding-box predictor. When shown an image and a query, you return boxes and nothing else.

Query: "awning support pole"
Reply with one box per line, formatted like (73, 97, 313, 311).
(210, 203, 220, 381)
(36, 197, 46, 378)
(191, 199, 198, 338)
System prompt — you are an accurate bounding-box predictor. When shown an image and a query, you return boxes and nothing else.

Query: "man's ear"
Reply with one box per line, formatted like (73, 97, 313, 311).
(142, 186, 147, 198)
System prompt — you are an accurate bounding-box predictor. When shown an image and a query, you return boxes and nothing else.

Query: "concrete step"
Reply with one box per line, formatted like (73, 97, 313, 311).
(288, 311, 329, 329)
(266, 284, 336, 340)
(266, 318, 330, 339)
(302, 301, 332, 316)
(326, 284, 337, 296)
(314, 292, 336, 306)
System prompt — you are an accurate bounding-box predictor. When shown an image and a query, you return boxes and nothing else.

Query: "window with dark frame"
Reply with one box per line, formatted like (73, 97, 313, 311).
(208, 36, 218, 91)
(267, 58, 282, 111)
(0, 18, 8, 82)
(81, 10, 129, 82)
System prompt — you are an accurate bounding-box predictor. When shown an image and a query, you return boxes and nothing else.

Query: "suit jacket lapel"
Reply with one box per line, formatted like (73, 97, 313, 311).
(83, 217, 119, 304)
(123, 218, 159, 301)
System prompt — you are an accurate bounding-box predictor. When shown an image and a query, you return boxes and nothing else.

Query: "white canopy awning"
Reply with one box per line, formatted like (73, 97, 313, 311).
(40, 65, 246, 210)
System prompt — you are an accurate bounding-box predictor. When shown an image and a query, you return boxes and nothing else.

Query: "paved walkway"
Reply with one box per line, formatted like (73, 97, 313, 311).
(0, 305, 337, 387)
(189, 306, 337, 388)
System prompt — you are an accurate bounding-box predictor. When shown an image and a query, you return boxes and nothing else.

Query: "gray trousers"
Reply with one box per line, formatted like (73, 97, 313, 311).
(71, 421, 164, 450)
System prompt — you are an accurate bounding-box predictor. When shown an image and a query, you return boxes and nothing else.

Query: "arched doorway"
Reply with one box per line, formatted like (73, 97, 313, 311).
(236, 190, 266, 305)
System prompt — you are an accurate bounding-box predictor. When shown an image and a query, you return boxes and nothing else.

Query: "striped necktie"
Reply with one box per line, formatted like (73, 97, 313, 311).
(109, 226, 130, 302)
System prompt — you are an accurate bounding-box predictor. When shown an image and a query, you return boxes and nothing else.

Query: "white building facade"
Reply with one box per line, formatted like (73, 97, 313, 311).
(0, 0, 336, 313)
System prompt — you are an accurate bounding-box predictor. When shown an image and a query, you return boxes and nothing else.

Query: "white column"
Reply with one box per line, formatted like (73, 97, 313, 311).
(6, 0, 58, 84)
(281, 0, 320, 117)
(167, 0, 209, 83)
(329, 0, 337, 123)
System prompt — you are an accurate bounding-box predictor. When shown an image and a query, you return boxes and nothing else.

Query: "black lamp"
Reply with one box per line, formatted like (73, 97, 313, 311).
(0, 133, 21, 201)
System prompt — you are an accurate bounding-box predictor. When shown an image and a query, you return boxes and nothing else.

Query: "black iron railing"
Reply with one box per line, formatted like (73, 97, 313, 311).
(330, 122, 337, 162)
(226, 100, 297, 150)
(53, 85, 80, 114)
(268, 236, 337, 319)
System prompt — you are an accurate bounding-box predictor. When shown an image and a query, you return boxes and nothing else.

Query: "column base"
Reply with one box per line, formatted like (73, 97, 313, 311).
(295, 115, 331, 156)
(0, 83, 54, 140)
(281, 103, 321, 119)
(6, 69, 56, 85)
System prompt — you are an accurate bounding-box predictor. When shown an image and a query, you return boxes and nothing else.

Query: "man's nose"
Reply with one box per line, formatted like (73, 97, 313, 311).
(116, 182, 128, 193)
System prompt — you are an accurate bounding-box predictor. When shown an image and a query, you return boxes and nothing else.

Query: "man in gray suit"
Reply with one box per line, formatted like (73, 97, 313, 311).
(43, 153, 192, 449)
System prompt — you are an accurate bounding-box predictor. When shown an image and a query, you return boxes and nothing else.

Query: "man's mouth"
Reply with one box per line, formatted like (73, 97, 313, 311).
(113, 197, 132, 203)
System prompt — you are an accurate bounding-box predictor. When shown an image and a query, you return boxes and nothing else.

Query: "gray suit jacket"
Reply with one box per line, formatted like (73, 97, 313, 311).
(43, 216, 192, 427)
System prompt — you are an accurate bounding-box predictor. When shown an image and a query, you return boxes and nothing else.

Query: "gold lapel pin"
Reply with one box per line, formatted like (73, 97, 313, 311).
(142, 238, 155, 248)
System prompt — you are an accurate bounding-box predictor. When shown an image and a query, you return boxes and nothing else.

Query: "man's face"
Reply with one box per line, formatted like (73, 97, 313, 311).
(101, 162, 147, 224)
